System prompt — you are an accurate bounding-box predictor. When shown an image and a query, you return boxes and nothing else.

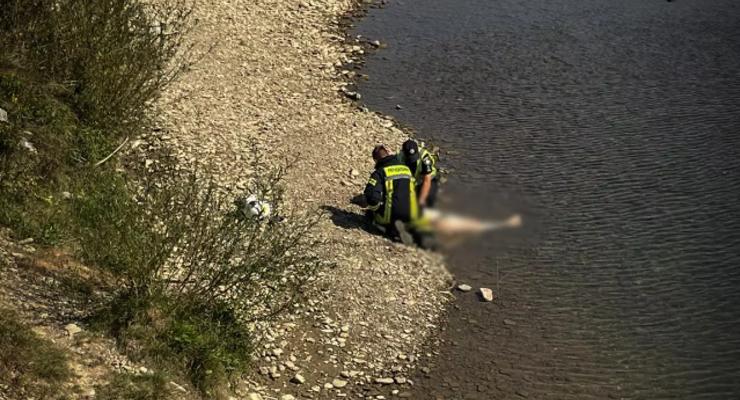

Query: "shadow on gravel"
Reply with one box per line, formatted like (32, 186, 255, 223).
(0, 252, 101, 326)
(322, 205, 376, 235)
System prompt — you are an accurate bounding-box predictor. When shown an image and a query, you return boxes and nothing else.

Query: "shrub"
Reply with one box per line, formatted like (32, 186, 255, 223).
(75, 165, 325, 394)
(74, 164, 324, 319)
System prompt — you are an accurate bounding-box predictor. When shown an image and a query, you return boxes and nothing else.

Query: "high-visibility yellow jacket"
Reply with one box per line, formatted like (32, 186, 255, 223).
(363, 155, 420, 226)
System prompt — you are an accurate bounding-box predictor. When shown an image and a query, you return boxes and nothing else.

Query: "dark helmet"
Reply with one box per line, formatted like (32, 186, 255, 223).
(401, 139, 420, 163)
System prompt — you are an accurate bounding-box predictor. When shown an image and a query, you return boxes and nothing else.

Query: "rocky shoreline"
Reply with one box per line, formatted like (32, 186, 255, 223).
(143, 0, 453, 398)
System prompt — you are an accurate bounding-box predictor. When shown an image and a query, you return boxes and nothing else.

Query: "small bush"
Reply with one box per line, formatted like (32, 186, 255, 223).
(73, 166, 324, 318)
(0, 308, 71, 399)
(95, 372, 173, 400)
(76, 166, 325, 394)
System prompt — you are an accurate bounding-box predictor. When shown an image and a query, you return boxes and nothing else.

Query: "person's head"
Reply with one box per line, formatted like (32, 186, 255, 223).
(372, 144, 390, 161)
(401, 139, 420, 164)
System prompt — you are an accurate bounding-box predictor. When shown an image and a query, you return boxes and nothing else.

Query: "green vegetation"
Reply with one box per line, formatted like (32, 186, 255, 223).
(0, 0, 190, 244)
(95, 372, 174, 400)
(1, 1, 324, 397)
(81, 168, 322, 394)
(0, 309, 71, 399)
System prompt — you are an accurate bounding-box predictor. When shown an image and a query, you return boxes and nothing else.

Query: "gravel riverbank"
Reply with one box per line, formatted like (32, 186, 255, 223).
(144, 0, 453, 398)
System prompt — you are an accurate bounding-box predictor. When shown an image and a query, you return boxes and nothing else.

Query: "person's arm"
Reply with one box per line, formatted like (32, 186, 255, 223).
(364, 171, 383, 210)
(418, 154, 435, 206)
(418, 174, 433, 206)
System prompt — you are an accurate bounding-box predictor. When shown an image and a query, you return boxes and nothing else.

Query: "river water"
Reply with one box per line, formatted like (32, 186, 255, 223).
(354, 0, 740, 398)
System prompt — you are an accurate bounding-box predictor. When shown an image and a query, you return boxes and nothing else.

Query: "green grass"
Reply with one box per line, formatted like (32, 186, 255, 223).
(0, 69, 123, 245)
(0, 309, 71, 399)
(95, 372, 173, 400)
(158, 300, 253, 394)
(90, 292, 253, 396)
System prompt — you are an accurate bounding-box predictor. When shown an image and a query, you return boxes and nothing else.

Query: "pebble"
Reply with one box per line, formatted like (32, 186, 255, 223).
(0, 107, 7, 123)
(21, 138, 38, 153)
(457, 284, 472, 292)
(246, 394, 263, 400)
(479, 287, 494, 302)
(284, 360, 298, 371)
(332, 378, 348, 388)
(375, 377, 394, 385)
(280, 395, 296, 400)
(291, 373, 306, 384)
(169, 381, 187, 393)
(65, 323, 82, 336)
(344, 90, 361, 100)
(15, 138, 32, 153)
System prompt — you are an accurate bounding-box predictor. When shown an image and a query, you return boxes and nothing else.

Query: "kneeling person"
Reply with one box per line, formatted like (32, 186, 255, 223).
(401, 139, 439, 208)
(364, 144, 421, 245)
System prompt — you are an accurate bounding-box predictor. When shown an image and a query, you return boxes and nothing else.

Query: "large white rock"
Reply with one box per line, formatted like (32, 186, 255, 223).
(479, 288, 494, 302)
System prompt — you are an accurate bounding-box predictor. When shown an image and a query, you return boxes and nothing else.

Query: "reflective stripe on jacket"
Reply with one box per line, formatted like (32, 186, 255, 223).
(374, 164, 419, 225)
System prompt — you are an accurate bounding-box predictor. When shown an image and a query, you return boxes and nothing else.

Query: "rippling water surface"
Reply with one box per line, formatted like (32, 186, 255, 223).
(355, 0, 740, 398)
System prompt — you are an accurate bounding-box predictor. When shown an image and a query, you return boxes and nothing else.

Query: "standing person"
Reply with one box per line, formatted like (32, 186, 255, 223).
(400, 139, 439, 208)
(364, 144, 422, 245)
